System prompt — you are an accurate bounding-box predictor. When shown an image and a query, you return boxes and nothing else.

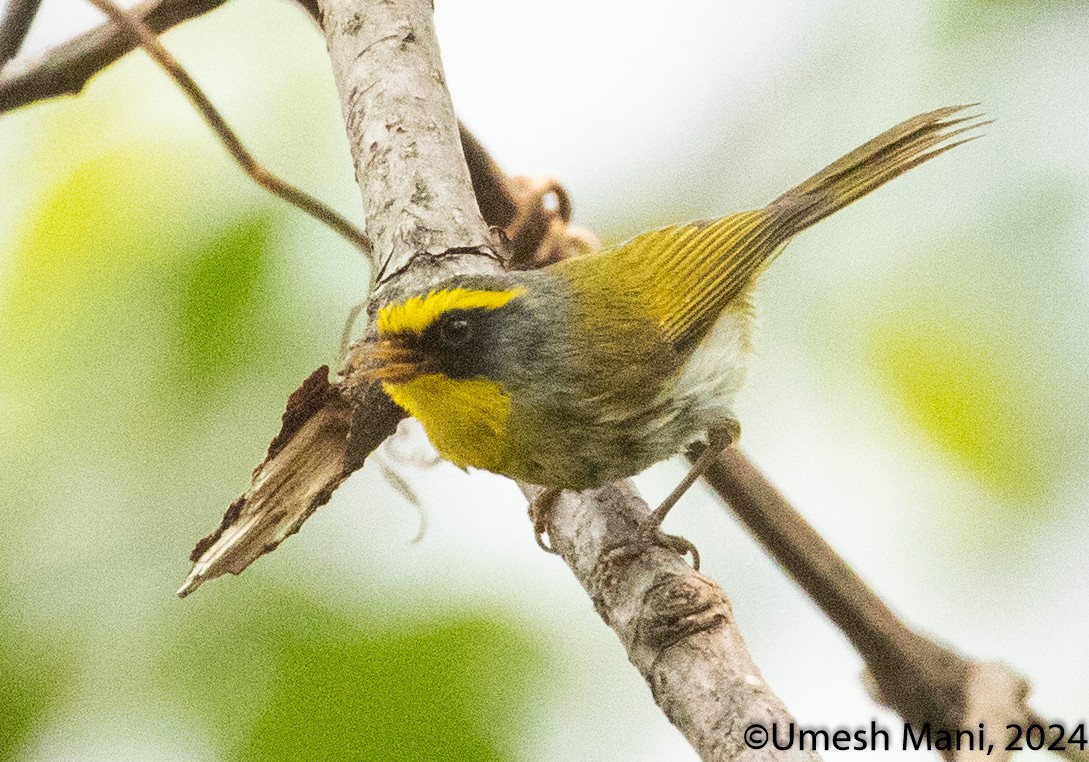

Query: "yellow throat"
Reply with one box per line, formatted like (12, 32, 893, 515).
(382, 374, 512, 472)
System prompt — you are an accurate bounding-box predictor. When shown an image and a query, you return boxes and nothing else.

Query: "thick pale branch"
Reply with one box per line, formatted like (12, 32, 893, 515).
(526, 483, 818, 761)
(319, 0, 495, 290)
(322, 2, 813, 756)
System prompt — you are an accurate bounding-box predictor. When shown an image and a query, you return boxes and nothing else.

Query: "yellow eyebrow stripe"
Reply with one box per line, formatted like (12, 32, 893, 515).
(377, 286, 527, 335)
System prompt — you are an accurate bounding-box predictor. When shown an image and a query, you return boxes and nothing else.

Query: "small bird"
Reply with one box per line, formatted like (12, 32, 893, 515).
(366, 105, 986, 559)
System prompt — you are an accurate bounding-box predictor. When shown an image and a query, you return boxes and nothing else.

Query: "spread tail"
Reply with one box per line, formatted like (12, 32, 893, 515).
(770, 104, 989, 236)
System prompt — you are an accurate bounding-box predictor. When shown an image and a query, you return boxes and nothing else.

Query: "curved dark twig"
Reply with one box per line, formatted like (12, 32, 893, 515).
(82, 0, 372, 255)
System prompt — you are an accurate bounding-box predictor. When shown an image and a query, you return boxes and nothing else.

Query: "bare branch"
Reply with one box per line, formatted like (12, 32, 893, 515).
(0, 0, 227, 113)
(524, 483, 818, 760)
(81, 0, 371, 254)
(697, 445, 1084, 762)
(319, 0, 495, 288)
(0, 0, 41, 68)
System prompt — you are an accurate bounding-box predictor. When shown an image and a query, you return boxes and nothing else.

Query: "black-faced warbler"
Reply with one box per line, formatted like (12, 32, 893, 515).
(366, 106, 985, 556)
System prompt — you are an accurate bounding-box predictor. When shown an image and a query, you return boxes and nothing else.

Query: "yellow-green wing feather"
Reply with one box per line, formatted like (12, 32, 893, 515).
(590, 211, 787, 351)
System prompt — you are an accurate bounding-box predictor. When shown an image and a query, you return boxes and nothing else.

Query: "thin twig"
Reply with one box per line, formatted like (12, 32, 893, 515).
(0, 0, 226, 112)
(0, 0, 41, 67)
(0, 0, 498, 263)
(80, 0, 372, 255)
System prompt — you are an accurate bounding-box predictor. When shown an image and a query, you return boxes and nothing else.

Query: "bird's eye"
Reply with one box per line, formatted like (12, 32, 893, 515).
(440, 318, 472, 347)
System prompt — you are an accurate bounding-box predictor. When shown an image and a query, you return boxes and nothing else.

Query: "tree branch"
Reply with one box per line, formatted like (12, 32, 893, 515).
(696, 445, 1088, 762)
(524, 482, 820, 760)
(0, 0, 41, 68)
(82, 0, 370, 253)
(0, 0, 229, 112)
(319, 0, 494, 288)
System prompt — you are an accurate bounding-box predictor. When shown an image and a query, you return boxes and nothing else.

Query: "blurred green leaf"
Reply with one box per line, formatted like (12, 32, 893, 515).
(936, 0, 1084, 42)
(171, 214, 274, 393)
(159, 590, 543, 762)
(950, 0, 1081, 7)
(864, 180, 1087, 510)
(1, 151, 175, 392)
(0, 619, 71, 760)
(869, 314, 1056, 501)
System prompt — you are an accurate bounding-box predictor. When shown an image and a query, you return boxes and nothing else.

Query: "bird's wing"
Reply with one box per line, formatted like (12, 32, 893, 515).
(579, 211, 789, 353)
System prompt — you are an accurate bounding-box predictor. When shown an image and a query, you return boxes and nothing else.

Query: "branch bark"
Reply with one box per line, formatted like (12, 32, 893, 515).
(526, 483, 818, 761)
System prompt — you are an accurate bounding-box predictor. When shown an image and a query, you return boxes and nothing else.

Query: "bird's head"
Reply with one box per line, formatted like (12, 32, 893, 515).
(364, 276, 534, 470)
(367, 277, 528, 386)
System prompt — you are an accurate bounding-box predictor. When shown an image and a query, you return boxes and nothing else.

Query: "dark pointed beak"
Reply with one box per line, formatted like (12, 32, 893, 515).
(364, 337, 421, 383)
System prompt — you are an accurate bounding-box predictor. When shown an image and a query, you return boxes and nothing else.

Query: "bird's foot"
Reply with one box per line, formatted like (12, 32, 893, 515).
(604, 520, 700, 570)
(527, 487, 561, 554)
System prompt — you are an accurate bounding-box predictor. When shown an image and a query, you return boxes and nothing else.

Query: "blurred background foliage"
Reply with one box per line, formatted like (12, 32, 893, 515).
(1, 0, 1086, 760)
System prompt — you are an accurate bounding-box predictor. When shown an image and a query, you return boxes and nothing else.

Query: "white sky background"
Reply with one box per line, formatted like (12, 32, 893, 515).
(9, 1, 1089, 760)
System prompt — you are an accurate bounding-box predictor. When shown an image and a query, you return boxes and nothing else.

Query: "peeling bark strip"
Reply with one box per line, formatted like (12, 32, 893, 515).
(264, 365, 341, 462)
(183, 366, 343, 569)
(178, 377, 352, 597)
(177, 369, 404, 597)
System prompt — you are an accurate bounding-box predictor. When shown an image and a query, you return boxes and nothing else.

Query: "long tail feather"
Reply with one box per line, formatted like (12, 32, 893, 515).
(770, 105, 990, 236)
